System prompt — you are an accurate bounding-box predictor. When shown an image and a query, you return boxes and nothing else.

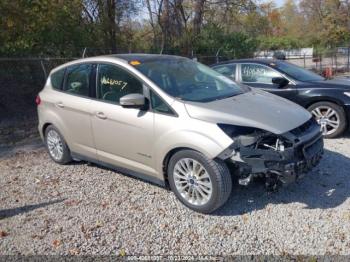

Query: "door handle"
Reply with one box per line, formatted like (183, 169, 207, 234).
(96, 112, 107, 120)
(56, 102, 64, 108)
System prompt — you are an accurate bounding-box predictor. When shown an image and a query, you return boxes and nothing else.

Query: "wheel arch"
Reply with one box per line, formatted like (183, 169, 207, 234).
(156, 133, 230, 183)
(305, 97, 344, 109)
(42, 122, 53, 137)
(161, 146, 194, 187)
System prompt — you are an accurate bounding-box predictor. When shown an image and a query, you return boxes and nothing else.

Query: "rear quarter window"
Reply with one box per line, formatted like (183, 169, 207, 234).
(50, 69, 65, 90)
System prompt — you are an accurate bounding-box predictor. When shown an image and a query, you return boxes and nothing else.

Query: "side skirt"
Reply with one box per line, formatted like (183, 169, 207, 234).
(71, 152, 166, 188)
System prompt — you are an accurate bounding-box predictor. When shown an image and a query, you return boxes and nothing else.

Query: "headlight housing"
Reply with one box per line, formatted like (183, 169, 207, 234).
(217, 124, 292, 151)
(217, 124, 259, 138)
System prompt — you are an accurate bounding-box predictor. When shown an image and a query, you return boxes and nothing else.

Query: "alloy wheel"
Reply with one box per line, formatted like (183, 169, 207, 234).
(311, 106, 340, 136)
(46, 129, 64, 161)
(173, 158, 213, 206)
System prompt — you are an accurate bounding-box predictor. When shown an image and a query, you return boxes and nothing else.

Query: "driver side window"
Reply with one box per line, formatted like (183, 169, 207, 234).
(241, 64, 282, 85)
(97, 64, 143, 104)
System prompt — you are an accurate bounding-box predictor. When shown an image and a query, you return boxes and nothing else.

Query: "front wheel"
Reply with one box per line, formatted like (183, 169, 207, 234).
(168, 150, 232, 214)
(308, 102, 347, 138)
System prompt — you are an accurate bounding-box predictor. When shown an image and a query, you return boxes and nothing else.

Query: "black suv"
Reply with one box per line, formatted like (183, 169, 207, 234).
(211, 59, 350, 138)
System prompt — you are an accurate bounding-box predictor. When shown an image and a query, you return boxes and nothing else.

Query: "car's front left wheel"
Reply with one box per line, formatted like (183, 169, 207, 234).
(168, 149, 232, 214)
(45, 125, 72, 164)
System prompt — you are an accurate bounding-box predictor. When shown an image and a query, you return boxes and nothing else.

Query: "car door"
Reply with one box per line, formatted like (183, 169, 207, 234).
(90, 63, 157, 176)
(51, 63, 97, 159)
(239, 63, 298, 102)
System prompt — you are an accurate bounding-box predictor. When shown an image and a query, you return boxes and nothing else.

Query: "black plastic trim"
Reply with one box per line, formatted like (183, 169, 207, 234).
(71, 152, 166, 188)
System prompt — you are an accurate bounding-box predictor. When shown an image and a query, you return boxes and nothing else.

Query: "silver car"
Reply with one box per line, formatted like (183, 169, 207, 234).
(37, 54, 324, 213)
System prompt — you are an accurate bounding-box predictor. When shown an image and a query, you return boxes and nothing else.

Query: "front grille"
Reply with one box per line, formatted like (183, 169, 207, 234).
(290, 118, 318, 136)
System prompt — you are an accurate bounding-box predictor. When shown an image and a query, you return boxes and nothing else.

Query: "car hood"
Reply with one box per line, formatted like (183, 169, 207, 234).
(310, 79, 350, 90)
(184, 89, 311, 134)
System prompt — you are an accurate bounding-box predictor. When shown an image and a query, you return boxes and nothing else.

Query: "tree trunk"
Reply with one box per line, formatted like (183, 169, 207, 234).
(193, 0, 205, 36)
(106, 0, 117, 53)
(160, 0, 170, 53)
(146, 0, 158, 49)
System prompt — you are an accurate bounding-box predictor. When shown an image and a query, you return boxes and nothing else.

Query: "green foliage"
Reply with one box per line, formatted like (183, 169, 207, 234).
(1, 0, 350, 57)
(257, 36, 303, 50)
(0, 0, 94, 56)
(196, 24, 258, 58)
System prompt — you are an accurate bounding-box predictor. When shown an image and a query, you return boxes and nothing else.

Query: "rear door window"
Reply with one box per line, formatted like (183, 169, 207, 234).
(63, 64, 92, 97)
(97, 64, 143, 104)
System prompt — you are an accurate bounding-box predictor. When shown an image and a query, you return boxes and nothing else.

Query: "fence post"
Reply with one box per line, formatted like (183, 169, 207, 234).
(40, 59, 47, 79)
(215, 48, 221, 64)
(82, 47, 87, 58)
(347, 47, 350, 72)
(303, 53, 306, 68)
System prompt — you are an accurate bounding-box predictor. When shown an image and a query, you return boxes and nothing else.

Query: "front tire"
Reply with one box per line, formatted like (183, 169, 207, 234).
(308, 102, 347, 138)
(168, 150, 232, 214)
(45, 125, 72, 164)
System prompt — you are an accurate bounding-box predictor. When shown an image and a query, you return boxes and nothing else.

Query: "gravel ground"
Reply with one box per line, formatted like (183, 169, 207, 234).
(1, 137, 350, 256)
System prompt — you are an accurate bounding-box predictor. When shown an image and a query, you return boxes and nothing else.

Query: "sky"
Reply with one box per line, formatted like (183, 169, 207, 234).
(260, 0, 286, 8)
(274, 0, 285, 7)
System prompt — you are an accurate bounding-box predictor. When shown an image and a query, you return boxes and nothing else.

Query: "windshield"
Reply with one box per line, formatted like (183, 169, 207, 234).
(274, 61, 324, 82)
(134, 58, 245, 102)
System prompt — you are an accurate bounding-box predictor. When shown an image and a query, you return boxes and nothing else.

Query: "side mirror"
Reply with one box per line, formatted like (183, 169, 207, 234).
(272, 77, 289, 88)
(120, 93, 146, 108)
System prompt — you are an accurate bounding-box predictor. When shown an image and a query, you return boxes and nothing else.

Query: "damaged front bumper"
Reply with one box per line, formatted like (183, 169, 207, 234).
(219, 118, 324, 187)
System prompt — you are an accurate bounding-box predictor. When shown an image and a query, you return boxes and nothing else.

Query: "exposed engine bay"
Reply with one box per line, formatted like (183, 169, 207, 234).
(218, 118, 324, 191)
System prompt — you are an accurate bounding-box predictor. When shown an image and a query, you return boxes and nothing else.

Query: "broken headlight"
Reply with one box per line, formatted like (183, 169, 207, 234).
(217, 124, 258, 137)
(218, 124, 292, 152)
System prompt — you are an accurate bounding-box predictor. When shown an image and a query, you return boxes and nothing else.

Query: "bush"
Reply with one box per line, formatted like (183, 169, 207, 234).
(195, 24, 258, 59)
(257, 36, 303, 50)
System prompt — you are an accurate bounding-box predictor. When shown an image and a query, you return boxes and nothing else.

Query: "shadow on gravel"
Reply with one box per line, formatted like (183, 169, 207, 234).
(0, 199, 65, 220)
(0, 138, 43, 159)
(214, 148, 350, 216)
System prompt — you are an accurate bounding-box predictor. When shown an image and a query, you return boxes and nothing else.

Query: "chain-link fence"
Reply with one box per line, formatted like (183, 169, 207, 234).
(0, 53, 226, 126)
(256, 47, 350, 77)
(0, 58, 77, 124)
(1, 48, 350, 126)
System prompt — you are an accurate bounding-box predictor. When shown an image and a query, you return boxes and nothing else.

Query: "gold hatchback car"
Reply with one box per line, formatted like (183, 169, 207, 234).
(37, 54, 323, 213)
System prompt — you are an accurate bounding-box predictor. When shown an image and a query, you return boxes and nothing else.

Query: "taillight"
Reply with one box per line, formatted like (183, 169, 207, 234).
(35, 95, 41, 106)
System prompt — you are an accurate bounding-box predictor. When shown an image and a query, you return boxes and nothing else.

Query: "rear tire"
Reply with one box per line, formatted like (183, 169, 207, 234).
(308, 101, 347, 138)
(45, 125, 72, 164)
(168, 149, 232, 214)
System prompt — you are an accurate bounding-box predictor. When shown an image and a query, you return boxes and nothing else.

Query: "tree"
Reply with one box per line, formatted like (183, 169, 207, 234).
(2, 0, 350, 58)
(299, 0, 350, 47)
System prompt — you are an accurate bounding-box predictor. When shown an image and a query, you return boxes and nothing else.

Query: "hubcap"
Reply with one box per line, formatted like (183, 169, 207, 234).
(311, 106, 340, 136)
(173, 158, 213, 206)
(47, 130, 63, 161)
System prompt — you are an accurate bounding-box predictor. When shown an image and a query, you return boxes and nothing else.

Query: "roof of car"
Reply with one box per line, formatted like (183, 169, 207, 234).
(110, 53, 186, 63)
(50, 53, 187, 73)
(212, 58, 280, 67)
